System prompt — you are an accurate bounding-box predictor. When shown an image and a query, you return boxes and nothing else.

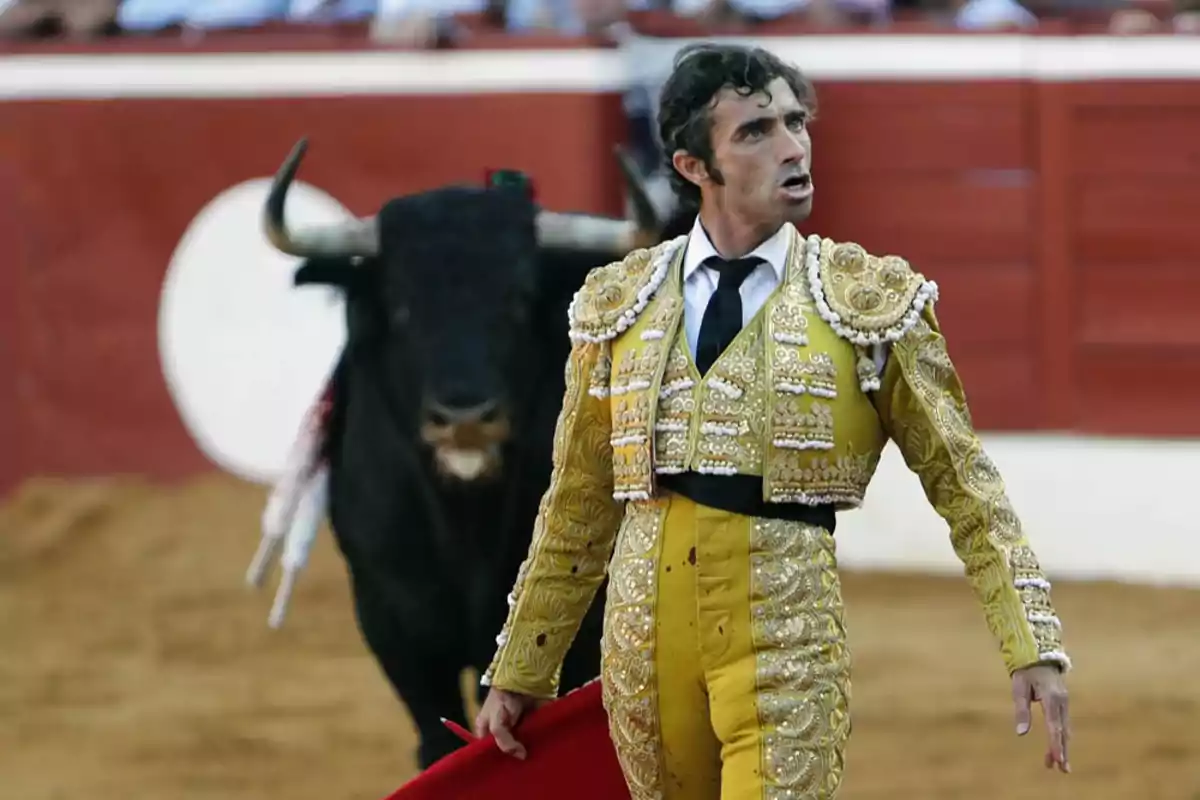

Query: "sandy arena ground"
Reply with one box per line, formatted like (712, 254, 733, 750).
(2, 472, 1198, 800)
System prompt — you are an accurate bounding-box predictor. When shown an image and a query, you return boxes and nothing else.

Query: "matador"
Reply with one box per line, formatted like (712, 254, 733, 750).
(474, 41, 1072, 799)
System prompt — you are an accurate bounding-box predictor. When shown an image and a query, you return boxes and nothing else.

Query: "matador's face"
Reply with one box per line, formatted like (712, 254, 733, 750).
(703, 77, 815, 230)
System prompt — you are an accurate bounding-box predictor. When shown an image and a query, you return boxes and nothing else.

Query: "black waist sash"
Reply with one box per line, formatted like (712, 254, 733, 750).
(656, 471, 837, 533)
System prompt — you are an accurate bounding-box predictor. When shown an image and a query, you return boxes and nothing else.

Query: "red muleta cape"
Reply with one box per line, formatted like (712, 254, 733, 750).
(383, 679, 630, 800)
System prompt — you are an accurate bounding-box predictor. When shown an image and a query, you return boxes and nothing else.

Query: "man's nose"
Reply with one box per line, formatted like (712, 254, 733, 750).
(779, 132, 807, 163)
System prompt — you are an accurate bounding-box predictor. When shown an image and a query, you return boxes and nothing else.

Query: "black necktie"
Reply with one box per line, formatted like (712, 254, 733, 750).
(695, 256, 763, 376)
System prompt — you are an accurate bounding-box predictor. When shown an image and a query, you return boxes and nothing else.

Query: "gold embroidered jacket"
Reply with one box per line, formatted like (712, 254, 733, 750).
(482, 227, 1070, 699)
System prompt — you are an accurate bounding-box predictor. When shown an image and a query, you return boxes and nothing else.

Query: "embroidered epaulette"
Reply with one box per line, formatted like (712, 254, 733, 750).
(804, 236, 939, 347)
(567, 235, 686, 343)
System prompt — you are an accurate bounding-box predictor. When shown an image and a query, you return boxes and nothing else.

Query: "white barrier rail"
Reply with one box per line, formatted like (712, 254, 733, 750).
(839, 434, 1200, 588)
(1, 35, 1200, 99)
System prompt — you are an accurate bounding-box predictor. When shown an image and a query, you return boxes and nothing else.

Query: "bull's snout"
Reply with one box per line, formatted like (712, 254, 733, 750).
(424, 397, 501, 428)
(419, 396, 511, 482)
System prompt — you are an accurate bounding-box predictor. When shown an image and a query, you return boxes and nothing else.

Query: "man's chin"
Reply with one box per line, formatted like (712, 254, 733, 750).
(783, 195, 814, 223)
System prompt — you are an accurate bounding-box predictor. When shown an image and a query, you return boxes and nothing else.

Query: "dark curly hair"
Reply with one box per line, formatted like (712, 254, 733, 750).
(657, 43, 817, 212)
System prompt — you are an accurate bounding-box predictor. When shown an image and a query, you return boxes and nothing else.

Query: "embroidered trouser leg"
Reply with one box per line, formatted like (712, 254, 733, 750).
(601, 493, 853, 800)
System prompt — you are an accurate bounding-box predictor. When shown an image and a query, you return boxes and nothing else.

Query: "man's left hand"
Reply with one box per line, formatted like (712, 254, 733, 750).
(1012, 663, 1071, 773)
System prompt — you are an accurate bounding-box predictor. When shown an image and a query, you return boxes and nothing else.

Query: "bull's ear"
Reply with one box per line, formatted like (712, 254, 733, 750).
(294, 258, 372, 293)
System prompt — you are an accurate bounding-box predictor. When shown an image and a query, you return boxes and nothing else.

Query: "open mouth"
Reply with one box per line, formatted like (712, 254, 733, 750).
(782, 174, 811, 190)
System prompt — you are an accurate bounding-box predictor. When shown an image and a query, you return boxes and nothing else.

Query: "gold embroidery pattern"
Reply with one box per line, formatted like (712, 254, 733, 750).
(482, 341, 626, 696)
(569, 237, 686, 344)
(614, 448, 653, 501)
(588, 344, 613, 399)
(766, 451, 879, 507)
(771, 397, 835, 451)
(612, 343, 664, 395)
(774, 348, 838, 399)
(602, 502, 668, 800)
(712, 341, 760, 388)
(621, 229, 889, 505)
(750, 518, 852, 800)
(612, 393, 653, 448)
(641, 296, 681, 341)
(607, 273, 686, 501)
(1010, 545, 1067, 665)
(661, 340, 693, 387)
(855, 347, 881, 393)
(653, 339, 696, 475)
(878, 311, 1070, 673)
(806, 237, 938, 347)
(769, 290, 812, 346)
(611, 338, 664, 499)
(769, 270, 815, 342)
(694, 328, 769, 475)
(761, 241, 886, 505)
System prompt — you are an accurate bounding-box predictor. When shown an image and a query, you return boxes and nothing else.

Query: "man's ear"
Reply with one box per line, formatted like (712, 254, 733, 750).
(671, 149, 708, 189)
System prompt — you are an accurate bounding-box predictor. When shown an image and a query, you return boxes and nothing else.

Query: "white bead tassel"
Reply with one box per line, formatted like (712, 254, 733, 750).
(246, 370, 333, 620)
(268, 465, 329, 630)
(246, 405, 324, 589)
(855, 346, 881, 393)
(245, 521, 285, 590)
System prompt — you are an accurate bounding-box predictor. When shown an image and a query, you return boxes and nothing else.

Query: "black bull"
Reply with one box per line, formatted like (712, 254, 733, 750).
(261, 139, 673, 769)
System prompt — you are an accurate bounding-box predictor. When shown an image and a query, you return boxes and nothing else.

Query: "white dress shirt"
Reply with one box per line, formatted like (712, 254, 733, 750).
(680, 216, 791, 358)
(679, 216, 890, 376)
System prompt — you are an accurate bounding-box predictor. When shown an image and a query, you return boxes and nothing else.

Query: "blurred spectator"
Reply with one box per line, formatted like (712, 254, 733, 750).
(0, 0, 119, 38)
(952, 0, 1038, 28)
(116, 0, 287, 31)
(1177, 6, 1200, 29)
(370, 0, 479, 46)
(288, 0, 378, 21)
(1108, 6, 1159, 30)
(371, 0, 633, 43)
(636, 0, 891, 26)
(1109, 0, 1199, 31)
(573, 0, 633, 31)
(115, 0, 374, 32)
(1, 0, 1191, 47)
(369, 0, 628, 46)
(504, 0, 604, 33)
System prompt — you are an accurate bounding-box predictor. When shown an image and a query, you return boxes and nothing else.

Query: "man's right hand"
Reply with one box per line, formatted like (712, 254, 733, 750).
(474, 688, 545, 760)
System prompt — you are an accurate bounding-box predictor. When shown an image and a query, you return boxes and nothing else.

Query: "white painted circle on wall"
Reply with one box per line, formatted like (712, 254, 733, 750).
(158, 178, 350, 485)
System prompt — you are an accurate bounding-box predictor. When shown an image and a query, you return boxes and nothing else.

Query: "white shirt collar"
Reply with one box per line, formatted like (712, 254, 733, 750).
(681, 216, 792, 284)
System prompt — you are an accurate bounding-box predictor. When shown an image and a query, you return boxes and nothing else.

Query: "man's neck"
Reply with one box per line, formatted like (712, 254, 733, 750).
(697, 207, 782, 259)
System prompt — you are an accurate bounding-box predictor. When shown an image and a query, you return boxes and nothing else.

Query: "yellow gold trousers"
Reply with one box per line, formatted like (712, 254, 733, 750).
(601, 492, 852, 800)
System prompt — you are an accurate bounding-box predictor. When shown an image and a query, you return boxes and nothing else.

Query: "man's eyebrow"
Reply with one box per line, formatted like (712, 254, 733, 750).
(735, 114, 775, 134)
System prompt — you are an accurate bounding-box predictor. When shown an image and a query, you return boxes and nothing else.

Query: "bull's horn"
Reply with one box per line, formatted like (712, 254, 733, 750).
(262, 137, 379, 259)
(613, 144, 659, 235)
(535, 213, 641, 254)
(534, 145, 662, 254)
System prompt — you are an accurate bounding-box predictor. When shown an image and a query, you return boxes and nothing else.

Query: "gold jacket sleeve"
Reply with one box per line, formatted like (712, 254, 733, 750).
(872, 306, 1071, 675)
(481, 338, 624, 698)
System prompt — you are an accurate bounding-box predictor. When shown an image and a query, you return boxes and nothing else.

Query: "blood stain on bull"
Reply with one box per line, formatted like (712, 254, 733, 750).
(257, 137, 664, 770)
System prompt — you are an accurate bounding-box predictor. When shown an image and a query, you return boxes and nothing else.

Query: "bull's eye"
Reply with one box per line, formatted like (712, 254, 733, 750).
(427, 408, 451, 427)
(479, 406, 500, 424)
